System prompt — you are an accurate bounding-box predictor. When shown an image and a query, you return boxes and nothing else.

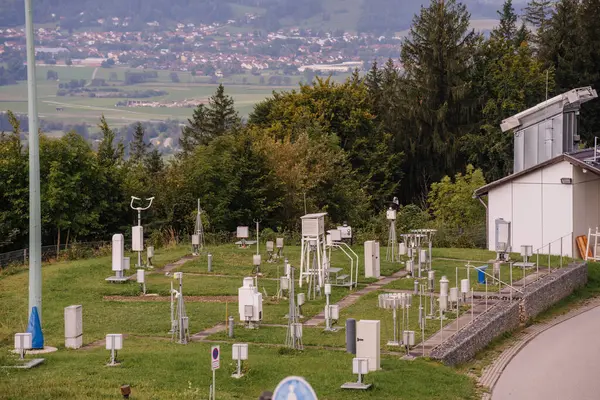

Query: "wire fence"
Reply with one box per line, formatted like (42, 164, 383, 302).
(0, 241, 110, 268)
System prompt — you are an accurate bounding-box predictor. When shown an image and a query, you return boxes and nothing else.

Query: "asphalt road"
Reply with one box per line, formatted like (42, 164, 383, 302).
(493, 306, 600, 400)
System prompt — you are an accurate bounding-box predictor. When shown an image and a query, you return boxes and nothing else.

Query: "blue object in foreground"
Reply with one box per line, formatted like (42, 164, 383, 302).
(273, 376, 318, 400)
(476, 265, 488, 285)
(26, 306, 44, 349)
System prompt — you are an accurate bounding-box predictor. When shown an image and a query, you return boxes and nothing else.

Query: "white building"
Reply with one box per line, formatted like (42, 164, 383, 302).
(475, 87, 599, 258)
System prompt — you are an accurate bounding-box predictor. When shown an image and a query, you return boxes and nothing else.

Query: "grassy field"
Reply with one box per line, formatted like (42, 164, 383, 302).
(0, 244, 480, 399)
(0, 339, 476, 400)
(0, 66, 351, 128)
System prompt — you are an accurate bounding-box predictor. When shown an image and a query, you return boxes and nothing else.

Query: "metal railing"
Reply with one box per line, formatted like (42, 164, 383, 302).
(534, 232, 573, 278)
(0, 241, 109, 268)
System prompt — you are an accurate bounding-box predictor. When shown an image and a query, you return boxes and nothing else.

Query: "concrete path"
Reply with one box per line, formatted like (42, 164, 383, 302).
(160, 255, 197, 273)
(304, 270, 408, 326)
(491, 302, 600, 400)
(191, 322, 227, 341)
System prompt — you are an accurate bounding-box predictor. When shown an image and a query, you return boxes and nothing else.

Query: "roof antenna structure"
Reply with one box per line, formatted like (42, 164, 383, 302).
(192, 199, 205, 256)
(130, 196, 154, 268)
(543, 69, 554, 161)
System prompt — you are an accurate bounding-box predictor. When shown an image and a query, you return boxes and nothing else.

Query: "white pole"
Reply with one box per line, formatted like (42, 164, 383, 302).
(255, 220, 260, 256)
(25, 0, 42, 327)
(422, 287, 425, 357)
(212, 368, 216, 399)
(326, 293, 330, 330)
(170, 281, 174, 332)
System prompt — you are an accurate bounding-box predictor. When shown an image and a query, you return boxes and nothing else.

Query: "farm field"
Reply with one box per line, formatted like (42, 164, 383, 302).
(0, 243, 481, 399)
(0, 66, 351, 128)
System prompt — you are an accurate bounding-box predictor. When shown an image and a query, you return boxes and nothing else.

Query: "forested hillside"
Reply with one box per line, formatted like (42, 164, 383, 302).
(1, 0, 598, 256)
(0, 0, 523, 32)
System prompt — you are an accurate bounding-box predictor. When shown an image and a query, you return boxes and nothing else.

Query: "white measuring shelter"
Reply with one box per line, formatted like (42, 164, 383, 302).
(238, 277, 263, 328)
(231, 343, 249, 379)
(341, 358, 372, 390)
(299, 213, 328, 291)
(106, 234, 130, 282)
(64, 305, 83, 349)
(106, 333, 123, 366)
(364, 241, 380, 278)
(356, 320, 380, 371)
(14, 332, 32, 360)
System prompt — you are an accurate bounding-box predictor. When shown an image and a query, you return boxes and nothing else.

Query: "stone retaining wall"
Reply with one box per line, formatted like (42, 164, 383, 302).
(519, 262, 588, 322)
(430, 262, 587, 366)
(429, 302, 520, 366)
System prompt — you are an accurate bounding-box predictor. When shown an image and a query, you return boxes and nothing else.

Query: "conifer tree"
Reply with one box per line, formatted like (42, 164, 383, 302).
(97, 115, 123, 167)
(400, 0, 479, 194)
(130, 122, 150, 163)
(493, 0, 518, 42)
(179, 84, 240, 156)
(364, 61, 382, 109)
(539, 0, 581, 92)
(576, 0, 600, 142)
(524, 0, 554, 47)
(206, 84, 239, 137)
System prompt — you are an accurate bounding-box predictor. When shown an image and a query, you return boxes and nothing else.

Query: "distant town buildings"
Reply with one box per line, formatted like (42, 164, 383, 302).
(0, 14, 402, 75)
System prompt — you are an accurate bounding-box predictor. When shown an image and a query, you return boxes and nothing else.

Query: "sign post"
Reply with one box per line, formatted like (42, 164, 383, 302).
(211, 345, 220, 400)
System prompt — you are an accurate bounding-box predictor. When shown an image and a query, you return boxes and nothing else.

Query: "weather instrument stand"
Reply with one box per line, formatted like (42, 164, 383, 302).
(386, 197, 400, 262)
(192, 199, 205, 256)
(171, 272, 190, 344)
(130, 196, 154, 269)
(285, 266, 303, 350)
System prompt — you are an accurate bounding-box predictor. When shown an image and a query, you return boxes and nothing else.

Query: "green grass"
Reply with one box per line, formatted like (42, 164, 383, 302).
(210, 289, 459, 351)
(0, 338, 476, 400)
(0, 66, 354, 127)
(178, 244, 395, 285)
(0, 246, 504, 399)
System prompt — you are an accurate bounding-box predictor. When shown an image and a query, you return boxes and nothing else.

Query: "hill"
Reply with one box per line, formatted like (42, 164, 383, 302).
(0, 0, 528, 33)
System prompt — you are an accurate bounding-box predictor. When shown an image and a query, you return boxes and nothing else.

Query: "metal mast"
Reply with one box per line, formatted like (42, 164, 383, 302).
(195, 199, 205, 251)
(25, 0, 42, 328)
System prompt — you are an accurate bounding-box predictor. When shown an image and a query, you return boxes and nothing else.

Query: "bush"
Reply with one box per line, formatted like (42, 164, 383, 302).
(433, 224, 486, 249)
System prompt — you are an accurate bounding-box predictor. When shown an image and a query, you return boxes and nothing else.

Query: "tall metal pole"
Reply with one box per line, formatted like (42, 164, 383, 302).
(25, 0, 42, 325)
(137, 209, 142, 269)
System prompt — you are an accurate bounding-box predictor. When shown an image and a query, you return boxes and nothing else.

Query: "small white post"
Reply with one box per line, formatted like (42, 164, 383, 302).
(421, 286, 425, 357)
(212, 369, 216, 400)
(170, 281, 174, 333)
(254, 219, 260, 256)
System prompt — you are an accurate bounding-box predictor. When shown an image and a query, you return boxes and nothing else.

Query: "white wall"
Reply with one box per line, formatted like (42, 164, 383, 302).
(573, 166, 600, 252)
(487, 161, 574, 256)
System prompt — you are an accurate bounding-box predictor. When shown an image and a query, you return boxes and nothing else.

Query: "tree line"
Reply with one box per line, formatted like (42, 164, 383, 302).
(1, 0, 599, 252)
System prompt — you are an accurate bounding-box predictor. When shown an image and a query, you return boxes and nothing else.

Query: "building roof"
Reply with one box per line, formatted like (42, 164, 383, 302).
(301, 213, 328, 219)
(474, 148, 600, 197)
(500, 87, 598, 132)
